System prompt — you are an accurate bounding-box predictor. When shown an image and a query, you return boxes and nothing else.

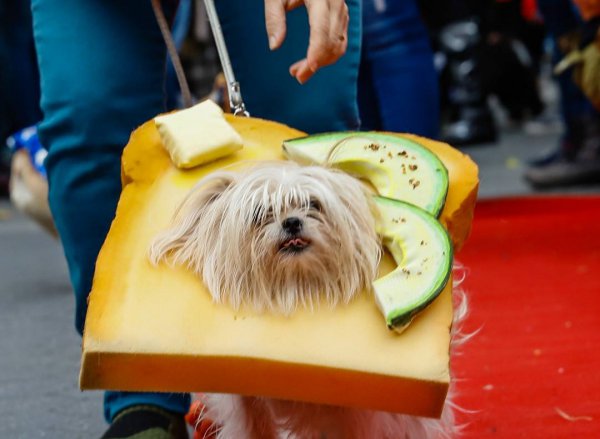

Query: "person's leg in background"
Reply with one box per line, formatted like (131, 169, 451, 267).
(1, 2, 15, 193)
(215, 0, 362, 133)
(358, 0, 440, 138)
(0, 0, 41, 139)
(31, 0, 190, 436)
(525, 0, 600, 186)
(538, 0, 594, 157)
(1, 0, 43, 196)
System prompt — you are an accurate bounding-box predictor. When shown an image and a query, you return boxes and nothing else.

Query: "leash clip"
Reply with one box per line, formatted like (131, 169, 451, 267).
(204, 0, 250, 117)
(229, 81, 249, 117)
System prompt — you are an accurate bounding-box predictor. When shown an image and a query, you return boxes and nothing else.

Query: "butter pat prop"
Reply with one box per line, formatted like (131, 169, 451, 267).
(154, 100, 243, 169)
(81, 116, 479, 418)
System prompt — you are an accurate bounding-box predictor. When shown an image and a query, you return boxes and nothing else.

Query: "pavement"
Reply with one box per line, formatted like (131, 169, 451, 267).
(0, 206, 105, 438)
(1, 124, 599, 438)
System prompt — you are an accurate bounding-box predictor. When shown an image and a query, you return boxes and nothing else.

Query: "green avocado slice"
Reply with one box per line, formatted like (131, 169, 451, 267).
(283, 132, 449, 217)
(373, 196, 453, 333)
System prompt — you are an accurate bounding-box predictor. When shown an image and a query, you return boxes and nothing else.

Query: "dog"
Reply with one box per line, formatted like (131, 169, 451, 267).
(150, 161, 458, 438)
(150, 161, 381, 314)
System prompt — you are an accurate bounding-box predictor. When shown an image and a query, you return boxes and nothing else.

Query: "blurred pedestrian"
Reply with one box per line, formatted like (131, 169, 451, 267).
(0, 0, 42, 196)
(426, 0, 499, 145)
(567, 0, 600, 110)
(525, 0, 600, 187)
(358, 0, 440, 138)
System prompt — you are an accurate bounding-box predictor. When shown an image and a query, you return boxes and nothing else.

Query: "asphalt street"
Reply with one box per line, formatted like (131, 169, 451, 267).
(0, 206, 105, 438)
(1, 124, 599, 438)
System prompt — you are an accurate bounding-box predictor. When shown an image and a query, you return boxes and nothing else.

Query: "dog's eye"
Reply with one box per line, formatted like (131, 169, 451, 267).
(252, 206, 264, 224)
(309, 199, 322, 212)
(252, 206, 273, 225)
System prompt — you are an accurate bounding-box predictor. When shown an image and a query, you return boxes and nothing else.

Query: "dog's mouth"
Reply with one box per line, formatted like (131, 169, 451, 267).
(279, 237, 311, 253)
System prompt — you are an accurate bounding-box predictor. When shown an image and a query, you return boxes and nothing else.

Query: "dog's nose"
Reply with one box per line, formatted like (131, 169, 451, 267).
(282, 217, 302, 234)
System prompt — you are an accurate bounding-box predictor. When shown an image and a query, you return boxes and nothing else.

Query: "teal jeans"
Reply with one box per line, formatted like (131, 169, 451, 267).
(31, 0, 360, 423)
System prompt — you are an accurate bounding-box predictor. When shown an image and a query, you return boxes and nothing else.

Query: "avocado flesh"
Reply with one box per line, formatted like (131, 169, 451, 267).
(373, 196, 453, 333)
(283, 132, 449, 217)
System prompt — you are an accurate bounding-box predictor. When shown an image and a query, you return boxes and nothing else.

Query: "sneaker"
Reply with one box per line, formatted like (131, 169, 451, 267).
(527, 147, 564, 168)
(101, 405, 189, 439)
(524, 157, 600, 187)
(525, 114, 600, 187)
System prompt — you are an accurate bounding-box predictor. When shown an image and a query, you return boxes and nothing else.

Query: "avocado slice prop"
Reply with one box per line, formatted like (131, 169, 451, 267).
(283, 132, 449, 217)
(373, 196, 453, 333)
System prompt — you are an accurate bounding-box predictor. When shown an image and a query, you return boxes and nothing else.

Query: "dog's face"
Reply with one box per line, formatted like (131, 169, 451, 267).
(150, 162, 381, 314)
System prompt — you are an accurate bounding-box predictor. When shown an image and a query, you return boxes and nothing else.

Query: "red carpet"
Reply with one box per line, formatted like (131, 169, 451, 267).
(453, 196, 600, 438)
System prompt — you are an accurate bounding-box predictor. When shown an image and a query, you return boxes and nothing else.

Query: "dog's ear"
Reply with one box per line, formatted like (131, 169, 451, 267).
(148, 172, 236, 268)
(175, 172, 236, 216)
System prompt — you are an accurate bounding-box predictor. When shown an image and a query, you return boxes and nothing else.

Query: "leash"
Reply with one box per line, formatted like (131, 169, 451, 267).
(202, 0, 249, 116)
(151, 0, 249, 116)
(151, 0, 193, 108)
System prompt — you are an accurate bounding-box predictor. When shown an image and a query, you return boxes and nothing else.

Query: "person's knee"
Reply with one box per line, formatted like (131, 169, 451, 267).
(33, 0, 167, 152)
(39, 83, 163, 156)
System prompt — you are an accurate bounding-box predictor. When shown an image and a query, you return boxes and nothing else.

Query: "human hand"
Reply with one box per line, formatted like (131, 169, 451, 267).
(264, 0, 349, 84)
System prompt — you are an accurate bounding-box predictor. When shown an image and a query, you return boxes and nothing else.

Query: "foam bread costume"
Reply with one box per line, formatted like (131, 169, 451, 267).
(80, 108, 478, 419)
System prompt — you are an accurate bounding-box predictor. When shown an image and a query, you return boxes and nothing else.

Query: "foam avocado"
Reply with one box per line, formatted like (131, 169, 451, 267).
(283, 132, 449, 217)
(373, 196, 452, 332)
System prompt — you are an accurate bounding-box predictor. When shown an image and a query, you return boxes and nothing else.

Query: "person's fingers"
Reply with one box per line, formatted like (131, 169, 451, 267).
(305, 0, 332, 71)
(304, 0, 349, 73)
(291, 59, 316, 84)
(284, 0, 304, 10)
(264, 0, 287, 50)
(285, 0, 350, 83)
(329, 1, 349, 56)
(289, 59, 304, 77)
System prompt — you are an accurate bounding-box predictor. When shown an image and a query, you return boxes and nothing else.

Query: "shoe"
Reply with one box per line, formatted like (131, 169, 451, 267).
(9, 149, 57, 236)
(526, 114, 600, 187)
(527, 138, 573, 168)
(527, 147, 563, 168)
(101, 405, 189, 439)
(524, 158, 600, 187)
(442, 107, 497, 146)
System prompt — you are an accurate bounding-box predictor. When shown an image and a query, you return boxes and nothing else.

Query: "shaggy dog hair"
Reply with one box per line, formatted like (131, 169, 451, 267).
(150, 162, 381, 314)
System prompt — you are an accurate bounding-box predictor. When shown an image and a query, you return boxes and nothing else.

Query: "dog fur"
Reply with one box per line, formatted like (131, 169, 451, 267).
(150, 162, 381, 314)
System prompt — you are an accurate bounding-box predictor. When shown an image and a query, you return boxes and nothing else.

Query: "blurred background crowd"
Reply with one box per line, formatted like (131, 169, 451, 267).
(1, 0, 599, 210)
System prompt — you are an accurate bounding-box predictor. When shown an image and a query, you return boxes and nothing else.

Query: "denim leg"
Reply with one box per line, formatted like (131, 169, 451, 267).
(357, 54, 382, 130)
(216, 0, 362, 133)
(0, 0, 41, 138)
(538, 0, 598, 143)
(359, 0, 440, 138)
(31, 0, 190, 422)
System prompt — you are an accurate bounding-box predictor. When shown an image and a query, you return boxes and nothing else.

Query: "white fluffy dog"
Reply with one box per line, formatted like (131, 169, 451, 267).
(150, 161, 457, 438)
(150, 161, 381, 314)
